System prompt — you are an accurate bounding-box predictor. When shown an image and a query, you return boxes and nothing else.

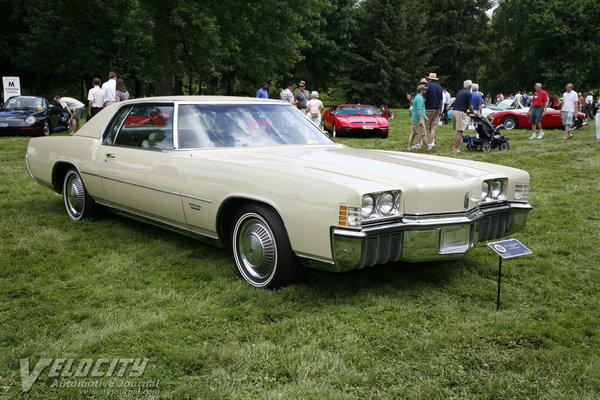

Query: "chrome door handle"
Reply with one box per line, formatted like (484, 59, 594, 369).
(105, 153, 116, 158)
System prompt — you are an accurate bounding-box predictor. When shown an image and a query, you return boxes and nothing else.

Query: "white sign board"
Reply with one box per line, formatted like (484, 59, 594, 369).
(3, 76, 21, 101)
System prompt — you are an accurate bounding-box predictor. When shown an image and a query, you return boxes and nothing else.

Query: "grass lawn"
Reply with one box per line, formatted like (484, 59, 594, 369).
(1, 110, 599, 399)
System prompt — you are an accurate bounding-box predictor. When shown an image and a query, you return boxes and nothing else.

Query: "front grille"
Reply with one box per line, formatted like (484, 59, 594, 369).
(477, 214, 508, 241)
(361, 232, 403, 267)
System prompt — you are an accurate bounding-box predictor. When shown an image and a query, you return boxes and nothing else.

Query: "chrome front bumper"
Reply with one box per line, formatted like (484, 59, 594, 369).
(330, 202, 532, 272)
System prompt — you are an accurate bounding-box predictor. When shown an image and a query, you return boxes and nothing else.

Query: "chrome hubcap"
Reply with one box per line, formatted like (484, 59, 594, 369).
(235, 214, 276, 281)
(65, 173, 85, 218)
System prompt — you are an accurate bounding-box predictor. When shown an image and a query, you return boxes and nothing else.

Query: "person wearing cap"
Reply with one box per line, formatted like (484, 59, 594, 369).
(294, 80, 310, 110)
(424, 72, 443, 149)
(406, 78, 428, 148)
(407, 85, 428, 151)
(256, 82, 269, 99)
(452, 80, 475, 153)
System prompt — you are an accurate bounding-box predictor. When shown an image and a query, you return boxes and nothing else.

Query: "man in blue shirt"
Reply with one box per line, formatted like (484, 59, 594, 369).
(452, 80, 475, 153)
(424, 72, 443, 149)
(471, 83, 484, 114)
(256, 82, 269, 99)
(407, 85, 428, 151)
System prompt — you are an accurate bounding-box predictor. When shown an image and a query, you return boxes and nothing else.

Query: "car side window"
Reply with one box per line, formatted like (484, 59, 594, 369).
(105, 104, 174, 150)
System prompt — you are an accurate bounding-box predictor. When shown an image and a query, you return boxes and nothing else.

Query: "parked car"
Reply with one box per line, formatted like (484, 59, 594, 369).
(488, 106, 586, 131)
(0, 96, 71, 136)
(482, 99, 528, 117)
(323, 104, 389, 138)
(26, 96, 532, 288)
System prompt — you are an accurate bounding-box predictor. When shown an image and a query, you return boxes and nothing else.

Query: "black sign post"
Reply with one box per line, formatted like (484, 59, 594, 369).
(487, 238, 532, 311)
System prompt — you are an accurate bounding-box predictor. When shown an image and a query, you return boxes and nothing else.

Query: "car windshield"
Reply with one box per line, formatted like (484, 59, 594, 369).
(1, 97, 44, 110)
(335, 105, 381, 116)
(489, 99, 521, 110)
(177, 104, 332, 148)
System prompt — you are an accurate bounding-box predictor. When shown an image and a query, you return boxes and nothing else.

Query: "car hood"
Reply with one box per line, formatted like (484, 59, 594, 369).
(191, 144, 517, 212)
(0, 109, 40, 120)
(334, 115, 387, 125)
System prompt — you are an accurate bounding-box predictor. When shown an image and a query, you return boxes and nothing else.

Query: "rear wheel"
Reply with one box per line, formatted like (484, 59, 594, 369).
(499, 141, 509, 151)
(63, 169, 95, 220)
(231, 204, 303, 288)
(481, 141, 492, 152)
(501, 116, 517, 130)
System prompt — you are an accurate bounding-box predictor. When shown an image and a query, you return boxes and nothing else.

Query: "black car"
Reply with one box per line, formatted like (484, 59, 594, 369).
(0, 96, 71, 136)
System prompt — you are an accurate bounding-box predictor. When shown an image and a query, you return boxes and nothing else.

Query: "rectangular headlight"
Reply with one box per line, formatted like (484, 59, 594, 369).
(514, 183, 529, 202)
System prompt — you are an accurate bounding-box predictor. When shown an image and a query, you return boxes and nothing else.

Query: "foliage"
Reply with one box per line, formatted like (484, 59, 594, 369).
(1, 117, 600, 398)
(2, 0, 599, 104)
(486, 0, 600, 95)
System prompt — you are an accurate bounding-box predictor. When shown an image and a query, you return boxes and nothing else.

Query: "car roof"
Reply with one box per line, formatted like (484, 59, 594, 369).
(118, 96, 288, 105)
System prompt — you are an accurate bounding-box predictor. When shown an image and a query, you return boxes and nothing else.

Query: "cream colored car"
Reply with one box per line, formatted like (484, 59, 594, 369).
(26, 96, 532, 288)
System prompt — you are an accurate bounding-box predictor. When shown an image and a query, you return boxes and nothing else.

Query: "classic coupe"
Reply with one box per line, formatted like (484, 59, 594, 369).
(487, 104, 585, 131)
(1, 96, 71, 136)
(26, 96, 532, 288)
(322, 104, 389, 138)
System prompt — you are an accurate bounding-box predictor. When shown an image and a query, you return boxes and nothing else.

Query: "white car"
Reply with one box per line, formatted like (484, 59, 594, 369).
(26, 96, 532, 288)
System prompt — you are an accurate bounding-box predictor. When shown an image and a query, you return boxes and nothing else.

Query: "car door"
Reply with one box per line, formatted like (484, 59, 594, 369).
(45, 100, 62, 131)
(99, 103, 187, 225)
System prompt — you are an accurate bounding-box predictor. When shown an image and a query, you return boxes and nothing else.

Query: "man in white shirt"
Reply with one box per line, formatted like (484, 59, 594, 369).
(54, 95, 85, 134)
(560, 83, 579, 140)
(442, 87, 451, 124)
(87, 77, 104, 120)
(584, 91, 594, 121)
(102, 71, 117, 106)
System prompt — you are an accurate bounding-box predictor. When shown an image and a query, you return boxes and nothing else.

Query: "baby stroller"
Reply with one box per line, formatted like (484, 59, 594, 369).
(462, 114, 509, 152)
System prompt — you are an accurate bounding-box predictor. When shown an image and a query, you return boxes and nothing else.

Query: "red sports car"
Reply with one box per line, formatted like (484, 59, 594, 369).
(323, 104, 389, 138)
(488, 106, 585, 131)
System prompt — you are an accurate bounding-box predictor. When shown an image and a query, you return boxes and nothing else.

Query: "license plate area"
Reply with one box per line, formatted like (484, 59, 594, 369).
(0, 123, 8, 127)
(362, 125, 374, 130)
(439, 225, 472, 254)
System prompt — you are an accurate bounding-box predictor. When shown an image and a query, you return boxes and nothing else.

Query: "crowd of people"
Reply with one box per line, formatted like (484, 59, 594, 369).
(404, 74, 600, 150)
(54, 71, 130, 134)
(256, 80, 324, 126)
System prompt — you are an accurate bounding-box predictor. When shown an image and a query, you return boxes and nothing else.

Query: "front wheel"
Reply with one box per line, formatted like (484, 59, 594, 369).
(332, 123, 338, 138)
(43, 120, 50, 136)
(499, 141, 509, 151)
(501, 116, 517, 130)
(63, 169, 95, 220)
(231, 204, 303, 288)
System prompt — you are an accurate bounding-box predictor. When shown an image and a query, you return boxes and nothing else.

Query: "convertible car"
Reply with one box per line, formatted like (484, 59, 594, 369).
(0, 95, 71, 136)
(488, 105, 586, 131)
(322, 104, 389, 138)
(26, 96, 532, 288)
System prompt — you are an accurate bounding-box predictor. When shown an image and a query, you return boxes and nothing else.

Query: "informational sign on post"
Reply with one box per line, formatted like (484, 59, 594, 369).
(487, 238, 531, 310)
(2, 76, 21, 101)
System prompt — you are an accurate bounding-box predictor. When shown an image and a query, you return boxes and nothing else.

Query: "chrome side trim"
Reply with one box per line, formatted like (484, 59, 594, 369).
(99, 175, 181, 196)
(95, 199, 222, 245)
(81, 171, 212, 203)
(181, 194, 213, 203)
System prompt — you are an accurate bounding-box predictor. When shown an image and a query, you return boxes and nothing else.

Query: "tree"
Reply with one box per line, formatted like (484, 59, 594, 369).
(424, 0, 493, 94)
(486, 0, 600, 94)
(341, 0, 431, 106)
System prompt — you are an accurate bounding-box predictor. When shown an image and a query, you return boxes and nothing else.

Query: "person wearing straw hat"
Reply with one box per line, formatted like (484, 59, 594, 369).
(424, 72, 442, 150)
